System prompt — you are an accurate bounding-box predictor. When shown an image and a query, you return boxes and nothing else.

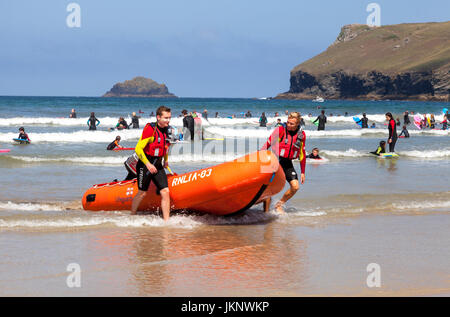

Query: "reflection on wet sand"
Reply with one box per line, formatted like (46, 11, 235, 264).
(119, 223, 308, 296)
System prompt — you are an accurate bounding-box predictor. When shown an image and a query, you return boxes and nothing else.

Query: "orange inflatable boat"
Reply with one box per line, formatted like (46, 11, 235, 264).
(82, 150, 285, 215)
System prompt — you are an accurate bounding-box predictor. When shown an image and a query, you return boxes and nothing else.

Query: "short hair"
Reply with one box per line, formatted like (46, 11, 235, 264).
(288, 112, 301, 122)
(157, 106, 171, 116)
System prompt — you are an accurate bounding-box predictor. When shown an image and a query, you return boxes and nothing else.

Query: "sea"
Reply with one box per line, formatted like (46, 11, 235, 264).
(0, 96, 449, 296)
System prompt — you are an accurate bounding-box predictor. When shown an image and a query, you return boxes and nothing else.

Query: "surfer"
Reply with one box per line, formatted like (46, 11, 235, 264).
(307, 148, 321, 160)
(398, 125, 410, 138)
(182, 110, 195, 141)
(107, 136, 123, 150)
(261, 112, 306, 213)
(202, 109, 209, 121)
(403, 111, 410, 125)
(370, 141, 386, 156)
(430, 114, 436, 129)
(69, 108, 77, 118)
(131, 112, 140, 129)
(313, 110, 327, 131)
(245, 111, 252, 118)
(386, 112, 398, 152)
(18, 127, 30, 142)
(259, 112, 268, 127)
(441, 115, 448, 130)
(396, 118, 401, 126)
(275, 118, 283, 127)
(131, 106, 172, 220)
(116, 117, 129, 130)
(87, 112, 100, 130)
(370, 123, 376, 128)
(356, 113, 369, 128)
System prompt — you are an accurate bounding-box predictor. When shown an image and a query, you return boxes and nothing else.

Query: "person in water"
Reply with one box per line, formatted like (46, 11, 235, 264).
(69, 108, 77, 118)
(261, 112, 306, 213)
(386, 112, 398, 152)
(421, 114, 428, 129)
(259, 112, 268, 127)
(356, 113, 369, 128)
(245, 110, 252, 118)
(182, 109, 195, 141)
(107, 136, 123, 150)
(429, 114, 436, 129)
(18, 127, 30, 141)
(307, 148, 321, 160)
(441, 115, 448, 130)
(131, 106, 172, 220)
(275, 118, 283, 127)
(116, 117, 129, 130)
(131, 112, 140, 129)
(398, 125, 410, 138)
(370, 123, 376, 128)
(313, 110, 327, 131)
(87, 112, 100, 130)
(403, 111, 410, 125)
(371, 141, 386, 156)
(396, 118, 401, 126)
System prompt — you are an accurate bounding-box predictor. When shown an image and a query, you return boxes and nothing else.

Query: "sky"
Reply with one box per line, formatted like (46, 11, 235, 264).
(0, 0, 449, 97)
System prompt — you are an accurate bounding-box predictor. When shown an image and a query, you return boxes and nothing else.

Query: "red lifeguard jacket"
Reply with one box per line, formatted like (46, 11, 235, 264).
(276, 126, 305, 160)
(142, 123, 170, 157)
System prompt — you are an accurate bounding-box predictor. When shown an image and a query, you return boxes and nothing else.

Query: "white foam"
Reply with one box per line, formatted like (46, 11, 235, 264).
(0, 201, 67, 211)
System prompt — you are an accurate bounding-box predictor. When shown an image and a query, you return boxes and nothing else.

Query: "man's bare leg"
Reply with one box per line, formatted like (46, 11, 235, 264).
(131, 190, 147, 215)
(160, 188, 171, 221)
(275, 180, 299, 213)
(263, 197, 271, 212)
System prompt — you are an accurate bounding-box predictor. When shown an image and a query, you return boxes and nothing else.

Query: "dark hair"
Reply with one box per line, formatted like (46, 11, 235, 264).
(19, 127, 24, 131)
(156, 106, 171, 116)
(380, 140, 386, 146)
(181, 109, 187, 115)
(321, 110, 325, 114)
(90, 112, 95, 117)
(116, 136, 121, 140)
(385, 112, 393, 120)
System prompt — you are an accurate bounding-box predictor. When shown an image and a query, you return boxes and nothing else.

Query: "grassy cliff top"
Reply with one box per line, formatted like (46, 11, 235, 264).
(292, 21, 450, 75)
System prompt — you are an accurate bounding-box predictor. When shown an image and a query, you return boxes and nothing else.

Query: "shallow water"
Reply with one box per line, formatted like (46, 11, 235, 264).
(0, 96, 449, 296)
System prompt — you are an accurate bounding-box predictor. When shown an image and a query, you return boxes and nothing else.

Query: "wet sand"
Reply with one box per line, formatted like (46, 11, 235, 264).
(1, 212, 448, 296)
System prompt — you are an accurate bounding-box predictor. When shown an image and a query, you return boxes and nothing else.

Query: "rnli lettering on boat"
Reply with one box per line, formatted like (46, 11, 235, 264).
(172, 168, 213, 187)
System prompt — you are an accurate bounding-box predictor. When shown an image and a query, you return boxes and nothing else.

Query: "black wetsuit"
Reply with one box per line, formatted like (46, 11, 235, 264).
(430, 118, 435, 129)
(399, 128, 410, 138)
(370, 146, 385, 156)
(314, 114, 327, 131)
(18, 132, 29, 141)
(107, 140, 119, 150)
(131, 116, 139, 129)
(88, 116, 100, 130)
(119, 119, 129, 129)
(388, 119, 398, 152)
(183, 115, 195, 141)
(307, 153, 322, 159)
(69, 112, 77, 118)
(259, 115, 267, 127)
(359, 117, 369, 128)
(136, 126, 169, 192)
(404, 113, 410, 125)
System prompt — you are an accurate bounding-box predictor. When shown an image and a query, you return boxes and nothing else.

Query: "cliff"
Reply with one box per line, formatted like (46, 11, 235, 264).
(276, 22, 450, 101)
(102, 76, 177, 98)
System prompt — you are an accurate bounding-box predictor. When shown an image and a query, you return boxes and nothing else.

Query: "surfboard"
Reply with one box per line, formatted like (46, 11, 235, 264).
(112, 147, 135, 151)
(380, 153, 399, 158)
(353, 117, 362, 127)
(413, 114, 422, 129)
(443, 108, 448, 115)
(310, 118, 319, 127)
(13, 138, 30, 144)
(0, 149, 11, 153)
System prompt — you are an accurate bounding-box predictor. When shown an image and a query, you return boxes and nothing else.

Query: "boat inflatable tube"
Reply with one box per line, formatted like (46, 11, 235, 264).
(82, 150, 286, 215)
